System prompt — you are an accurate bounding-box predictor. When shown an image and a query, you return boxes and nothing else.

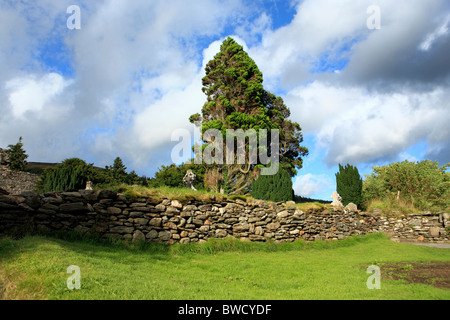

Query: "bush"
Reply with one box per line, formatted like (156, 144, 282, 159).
(148, 162, 206, 190)
(251, 168, 293, 202)
(363, 160, 450, 211)
(39, 158, 93, 192)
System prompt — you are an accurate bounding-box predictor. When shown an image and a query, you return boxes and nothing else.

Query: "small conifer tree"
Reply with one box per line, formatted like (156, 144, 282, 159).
(335, 163, 363, 206)
(7, 137, 28, 172)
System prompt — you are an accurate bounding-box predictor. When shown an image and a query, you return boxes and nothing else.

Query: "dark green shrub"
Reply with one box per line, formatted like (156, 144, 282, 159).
(336, 164, 363, 206)
(40, 158, 92, 192)
(251, 168, 293, 202)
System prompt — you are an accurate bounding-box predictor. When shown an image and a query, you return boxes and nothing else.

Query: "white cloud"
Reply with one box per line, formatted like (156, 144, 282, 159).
(1, 0, 449, 177)
(419, 14, 450, 51)
(6, 73, 72, 119)
(286, 81, 450, 166)
(293, 173, 332, 197)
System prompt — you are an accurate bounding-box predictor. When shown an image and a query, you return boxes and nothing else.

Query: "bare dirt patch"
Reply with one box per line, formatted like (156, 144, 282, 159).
(381, 261, 450, 289)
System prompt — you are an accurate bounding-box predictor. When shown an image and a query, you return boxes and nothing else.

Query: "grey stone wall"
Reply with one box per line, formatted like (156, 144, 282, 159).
(0, 168, 40, 195)
(0, 148, 40, 195)
(0, 190, 448, 243)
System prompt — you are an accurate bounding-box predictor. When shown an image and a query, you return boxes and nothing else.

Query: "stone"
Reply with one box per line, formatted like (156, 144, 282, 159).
(180, 238, 190, 244)
(149, 218, 162, 227)
(98, 190, 117, 199)
(277, 210, 291, 218)
(166, 206, 179, 214)
(249, 234, 266, 241)
(132, 230, 146, 242)
(110, 226, 134, 234)
(183, 169, 197, 191)
(146, 229, 158, 239)
(171, 200, 183, 209)
(233, 223, 250, 232)
(330, 192, 343, 207)
(345, 203, 358, 212)
(134, 218, 149, 225)
(107, 207, 122, 215)
(254, 226, 264, 236)
(409, 219, 422, 228)
(158, 231, 172, 241)
(59, 202, 87, 213)
(216, 223, 231, 229)
(429, 227, 440, 237)
(266, 221, 281, 231)
(180, 230, 189, 238)
(215, 229, 228, 237)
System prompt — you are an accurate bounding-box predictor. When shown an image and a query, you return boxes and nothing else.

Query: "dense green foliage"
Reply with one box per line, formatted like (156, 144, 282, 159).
(148, 162, 206, 190)
(363, 160, 450, 211)
(39, 158, 93, 192)
(336, 164, 363, 206)
(38, 157, 147, 193)
(7, 137, 28, 172)
(190, 37, 308, 195)
(251, 168, 293, 202)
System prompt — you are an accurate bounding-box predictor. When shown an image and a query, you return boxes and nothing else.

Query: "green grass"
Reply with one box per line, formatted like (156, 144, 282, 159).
(1, 233, 449, 300)
(98, 184, 230, 203)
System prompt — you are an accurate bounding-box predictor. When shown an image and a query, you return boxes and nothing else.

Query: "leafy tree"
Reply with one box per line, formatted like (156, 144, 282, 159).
(363, 160, 450, 210)
(190, 37, 308, 195)
(7, 137, 28, 172)
(148, 162, 206, 190)
(251, 168, 293, 202)
(39, 158, 93, 192)
(38, 156, 148, 192)
(336, 164, 363, 207)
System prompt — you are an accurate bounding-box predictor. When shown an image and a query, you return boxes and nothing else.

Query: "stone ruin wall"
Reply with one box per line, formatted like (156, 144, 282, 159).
(0, 190, 448, 244)
(0, 148, 40, 195)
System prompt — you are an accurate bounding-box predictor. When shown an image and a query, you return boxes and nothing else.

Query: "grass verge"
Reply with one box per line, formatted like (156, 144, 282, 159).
(1, 233, 449, 300)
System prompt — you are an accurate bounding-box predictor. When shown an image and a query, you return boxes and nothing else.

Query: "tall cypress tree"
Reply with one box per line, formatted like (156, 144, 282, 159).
(335, 163, 363, 206)
(190, 37, 308, 195)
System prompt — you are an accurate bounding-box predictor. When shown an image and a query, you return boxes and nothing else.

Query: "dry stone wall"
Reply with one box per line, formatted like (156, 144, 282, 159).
(0, 148, 40, 195)
(0, 190, 448, 243)
(0, 169, 40, 195)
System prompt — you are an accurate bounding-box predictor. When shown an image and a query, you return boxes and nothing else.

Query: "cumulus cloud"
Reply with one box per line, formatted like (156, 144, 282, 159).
(286, 81, 450, 167)
(6, 73, 72, 119)
(293, 173, 333, 197)
(248, 0, 450, 168)
(1, 0, 449, 180)
(0, 0, 251, 174)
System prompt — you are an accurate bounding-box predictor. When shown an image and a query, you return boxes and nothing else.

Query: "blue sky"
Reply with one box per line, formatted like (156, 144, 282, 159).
(1, 0, 449, 201)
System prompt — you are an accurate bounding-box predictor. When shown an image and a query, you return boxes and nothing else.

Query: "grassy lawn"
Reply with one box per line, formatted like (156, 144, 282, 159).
(0, 233, 449, 300)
